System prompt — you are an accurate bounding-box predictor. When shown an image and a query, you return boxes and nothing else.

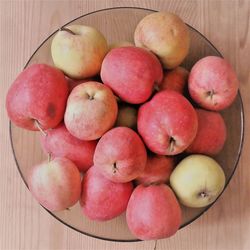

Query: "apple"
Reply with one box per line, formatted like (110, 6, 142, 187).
(108, 41, 134, 51)
(134, 12, 190, 69)
(116, 105, 137, 129)
(138, 90, 198, 155)
(28, 157, 81, 211)
(51, 25, 108, 79)
(186, 109, 227, 155)
(188, 56, 239, 111)
(80, 166, 133, 221)
(170, 154, 226, 208)
(6, 64, 69, 131)
(94, 127, 147, 183)
(126, 184, 181, 240)
(64, 81, 118, 140)
(40, 124, 97, 172)
(101, 47, 163, 104)
(135, 155, 174, 185)
(159, 67, 189, 94)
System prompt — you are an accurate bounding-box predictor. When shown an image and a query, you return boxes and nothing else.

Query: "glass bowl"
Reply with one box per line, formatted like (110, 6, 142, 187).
(10, 7, 244, 242)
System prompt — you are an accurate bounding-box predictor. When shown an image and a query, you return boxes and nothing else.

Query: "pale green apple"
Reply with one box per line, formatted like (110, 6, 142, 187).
(170, 154, 225, 208)
(51, 25, 108, 79)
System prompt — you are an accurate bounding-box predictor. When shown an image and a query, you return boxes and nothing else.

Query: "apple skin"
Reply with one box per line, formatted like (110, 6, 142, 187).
(51, 25, 108, 79)
(66, 77, 92, 92)
(159, 67, 189, 94)
(64, 81, 118, 140)
(101, 47, 163, 104)
(135, 155, 174, 185)
(116, 105, 137, 129)
(126, 184, 181, 240)
(138, 90, 198, 155)
(188, 56, 239, 111)
(94, 127, 147, 183)
(40, 124, 97, 172)
(80, 166, 133, 221)
(28, 157, 81, 211)
(6, 64, 69, 131)
(170, 154, 226, 208)
(134, 12, 190, 69)
(186, 109, 227, 155)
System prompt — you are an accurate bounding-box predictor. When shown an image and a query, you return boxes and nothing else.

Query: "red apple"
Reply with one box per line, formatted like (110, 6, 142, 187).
(80, 166, 133, 221)
(159, 67, 189, 94)
(28, 157, 81, 211)
(101, 47, 163, 104)
(6, 64, 69, 130)
(94, 127, 147, 183)
(188, 56, 239, 111)
(186, 109, 227, 155)
(135, 155, 174, 185)
(126, 184, 181, 240)
(64, 81, 118, 140)
(138, 90, 198, 155)
(66, 77, 92, 92)
(40, 124, 97, 172)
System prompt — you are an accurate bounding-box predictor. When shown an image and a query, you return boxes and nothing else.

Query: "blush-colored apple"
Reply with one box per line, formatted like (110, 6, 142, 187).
(28, 157, 81, 211)
(64, 81, 118, 140)
(138, 90, 198, 155)
(186, 109, 227, 155)
(135, 155, 174, 185)
(40, 124, 97, 172)
(134, 12, 190, 69)
(101, 47, 163, 104)
(188, 56, 239, 111)
(80, 166, 133, 221)
(6, 64, 69, 131)
(126, 184, 181, 240)
(94, 127, 147, 183)
(51, 25, 108, 79)
(159, 67, 189, 94)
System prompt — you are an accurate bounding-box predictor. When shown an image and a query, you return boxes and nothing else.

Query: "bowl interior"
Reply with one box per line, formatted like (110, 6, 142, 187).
(10, 7, 244, 241)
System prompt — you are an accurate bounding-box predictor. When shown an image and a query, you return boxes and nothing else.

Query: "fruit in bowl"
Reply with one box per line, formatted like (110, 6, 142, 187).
(7, 8, 243, 242)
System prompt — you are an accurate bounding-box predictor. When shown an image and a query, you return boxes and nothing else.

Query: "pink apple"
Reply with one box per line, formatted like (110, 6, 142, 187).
(126, 184, 181, 240)
(135, 155, 174, 185)
(186, 109, 227, 155)
(94, 127, 147, 183)
(40, 124, 97, 172)
(80, 166, 133, 221)
(101, 47, 163, 104)
(6, 64, 69, 130)
(28, 157, 81, 211)
(188, 56, 239, 111)
(159, 67, 189, 94)
(64, 81, 118, 140)
(138, 90, 198, 155)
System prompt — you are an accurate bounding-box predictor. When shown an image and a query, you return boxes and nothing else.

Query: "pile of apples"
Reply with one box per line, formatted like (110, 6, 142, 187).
(6, 12, 239, 240)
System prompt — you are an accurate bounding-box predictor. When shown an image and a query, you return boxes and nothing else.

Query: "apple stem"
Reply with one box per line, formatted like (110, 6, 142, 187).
(112, 162, 117, 174)
(47, 153, 52, 163)
(169, 137, 175, 152)
(199, 191, 208, 198)
(34, 120, 47, 136)
(207, 90, 215, 99)
(59, 27, 76, 35)
(154, 240, 158, 250)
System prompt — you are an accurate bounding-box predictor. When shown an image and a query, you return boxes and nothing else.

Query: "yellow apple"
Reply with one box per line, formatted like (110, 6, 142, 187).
(134, 12, 190, 69)
(170, 154, 225, 208)
(51, 25, 108, 79)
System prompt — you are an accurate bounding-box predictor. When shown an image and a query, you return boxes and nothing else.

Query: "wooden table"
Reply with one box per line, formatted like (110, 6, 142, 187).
(0, 0, 249, 249)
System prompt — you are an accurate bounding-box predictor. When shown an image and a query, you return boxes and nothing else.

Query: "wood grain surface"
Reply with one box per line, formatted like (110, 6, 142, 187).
(0, 0, 250, 249)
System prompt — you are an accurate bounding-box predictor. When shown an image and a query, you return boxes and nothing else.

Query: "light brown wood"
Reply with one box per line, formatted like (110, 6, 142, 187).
(0, 0, 250, 249)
